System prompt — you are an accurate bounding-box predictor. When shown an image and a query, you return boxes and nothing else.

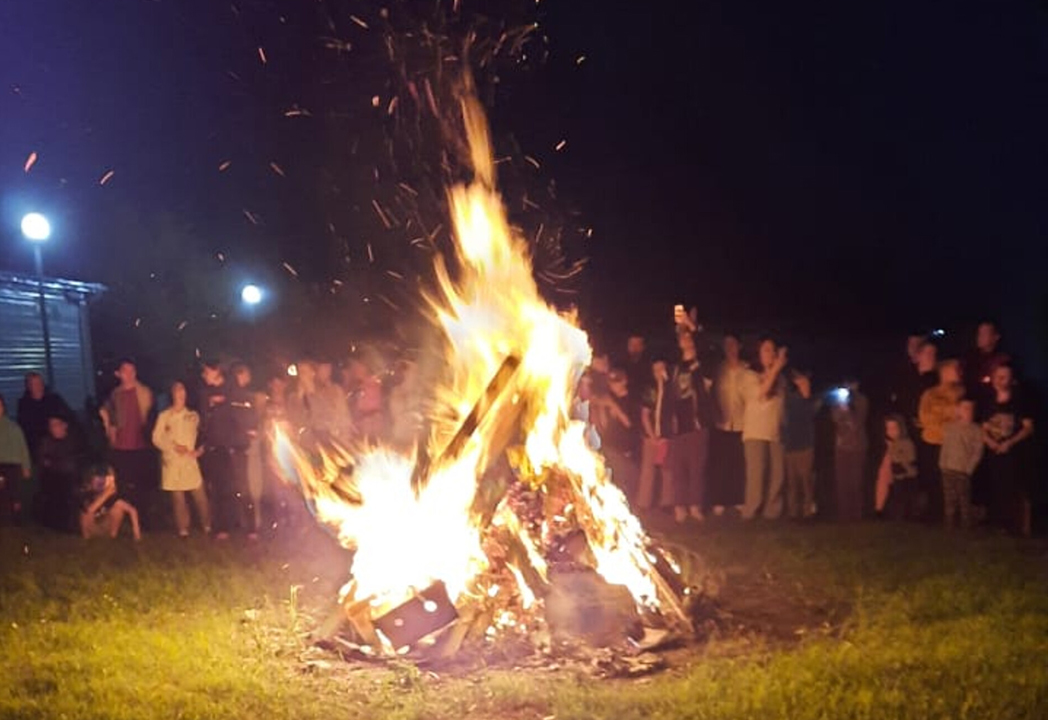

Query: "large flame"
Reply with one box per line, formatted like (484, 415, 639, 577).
(276, 88, 662, 635)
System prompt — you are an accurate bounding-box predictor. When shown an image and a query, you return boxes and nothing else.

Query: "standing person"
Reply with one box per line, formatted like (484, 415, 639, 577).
(99, 359, 155, 530)
(198, 361, 237, 540)
(708, 334, 747, 515)
(875, 415, 918, 519)
(917, 360, 964, 522)
(889, 335, 925, 414)
(667, 332, 716, 523)
(229, 363, 260, 538)
(981, 365, 1035, 536)
(36, 415, 85, 531)
(939, 400, 984, 530)
(152, 382, 210, 538)
(784, 371, 818, 519)
(636, 360, 674, 511)
(596, 369, 640, 502)
(896, 341, 939, 433)
(571, 373, 602, 451)
(261, 374, 300, 530)
(0, 396, 32, 526)
(623, 334, 649, 397)
(965, 321, 1010, 407)
(311, 360, 353, 443)
(17, 372, 73, 460)
(739, 339, 788, 520)
(347, 358, 383, 441)
(830, 381, 869, 522)
(286, 360, 315, 441)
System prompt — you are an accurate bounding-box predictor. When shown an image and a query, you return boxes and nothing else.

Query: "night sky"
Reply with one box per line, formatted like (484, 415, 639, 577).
(1, 0, 1046, 382)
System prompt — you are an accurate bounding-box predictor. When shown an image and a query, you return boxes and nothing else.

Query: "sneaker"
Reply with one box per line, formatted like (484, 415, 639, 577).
(178, 531, 190, 539)
(214, 531, 231, 541)
(688, 505, 705, 522)
(712, 505, 725, 517)
(247, 532, 260, 542)
(673, 506, 688, 523)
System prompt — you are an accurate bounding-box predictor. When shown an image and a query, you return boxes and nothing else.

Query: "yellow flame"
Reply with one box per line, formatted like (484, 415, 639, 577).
(277, 87, 662, 627)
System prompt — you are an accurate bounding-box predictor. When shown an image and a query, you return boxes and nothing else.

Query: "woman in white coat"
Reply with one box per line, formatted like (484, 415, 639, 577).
(152, 381, 210, 537)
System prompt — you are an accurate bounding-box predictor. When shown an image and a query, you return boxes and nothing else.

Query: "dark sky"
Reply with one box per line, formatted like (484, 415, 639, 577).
(1, 0, 1046, 378)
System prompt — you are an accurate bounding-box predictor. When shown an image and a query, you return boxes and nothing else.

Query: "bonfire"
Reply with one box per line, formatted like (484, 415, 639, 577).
(274, 82, 703, 663)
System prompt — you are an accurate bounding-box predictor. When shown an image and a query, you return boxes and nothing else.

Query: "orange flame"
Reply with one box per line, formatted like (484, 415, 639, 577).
(276, 86, 662, 635)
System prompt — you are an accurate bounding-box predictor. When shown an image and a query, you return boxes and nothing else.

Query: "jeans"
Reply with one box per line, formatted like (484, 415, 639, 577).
(785, 447, 815, 518)
(603, 446, 640, 503)
(941, 470, 972, 529)
(202, 447, 256, 534)
(835, 448, 865, 521)
(742, 439, 785, 519)
(707, 429, 745, 507)
(636, 438, 672, 509)
(668, 430, 709, 507)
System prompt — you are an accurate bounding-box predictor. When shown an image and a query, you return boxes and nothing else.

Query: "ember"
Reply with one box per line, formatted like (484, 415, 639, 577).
(274, 79, 698, 659)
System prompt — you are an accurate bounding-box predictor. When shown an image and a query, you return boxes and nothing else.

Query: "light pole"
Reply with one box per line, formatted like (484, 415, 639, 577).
(21, 213, 54, 388)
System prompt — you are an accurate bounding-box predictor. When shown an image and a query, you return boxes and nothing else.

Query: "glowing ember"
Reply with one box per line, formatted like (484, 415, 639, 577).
(275, 81, 685, 653)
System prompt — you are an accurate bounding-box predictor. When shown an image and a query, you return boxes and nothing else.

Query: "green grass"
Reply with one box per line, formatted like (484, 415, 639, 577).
(1, 520, 1046, 719)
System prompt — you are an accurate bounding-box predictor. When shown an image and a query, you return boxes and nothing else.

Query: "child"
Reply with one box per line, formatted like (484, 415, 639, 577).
(80, 465, 141, 540)
(938, 400, 984, 529)
(875, 415, 917, 519)
(917, 359, 964, 521)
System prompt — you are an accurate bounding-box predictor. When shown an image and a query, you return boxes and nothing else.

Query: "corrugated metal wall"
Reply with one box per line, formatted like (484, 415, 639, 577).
(0, 281, 94, 416)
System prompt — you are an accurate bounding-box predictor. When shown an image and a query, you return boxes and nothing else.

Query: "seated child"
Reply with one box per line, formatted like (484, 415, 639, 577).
(80, 465, 141, 540)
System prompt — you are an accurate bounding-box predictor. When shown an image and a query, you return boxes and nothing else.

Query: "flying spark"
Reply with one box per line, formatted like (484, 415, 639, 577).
(349, 15, 369, 29)
(258, 47, 267, 64)
(24, 152, 37, 173)
(269, 161, 286, 177)
(218, 160, 232, 171)
(554, 140, 567, 151)
(99, 170, 115, 185)
(282, 262, 299, 277)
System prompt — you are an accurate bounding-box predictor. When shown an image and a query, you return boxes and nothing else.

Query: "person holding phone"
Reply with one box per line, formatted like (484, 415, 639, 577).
(739, 338, 789, 520)
(666, 331, 716, 522)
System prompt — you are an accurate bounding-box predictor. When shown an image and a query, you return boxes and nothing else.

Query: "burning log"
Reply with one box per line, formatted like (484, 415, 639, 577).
(412, 353, 523, 497)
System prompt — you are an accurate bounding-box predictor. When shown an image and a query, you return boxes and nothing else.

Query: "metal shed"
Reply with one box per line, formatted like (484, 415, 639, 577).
(0, 272, 105, 415)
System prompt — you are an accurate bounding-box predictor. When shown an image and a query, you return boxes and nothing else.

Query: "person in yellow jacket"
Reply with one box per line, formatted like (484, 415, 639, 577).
(152, 382, 210, 537)
(916, 360, 964, 520)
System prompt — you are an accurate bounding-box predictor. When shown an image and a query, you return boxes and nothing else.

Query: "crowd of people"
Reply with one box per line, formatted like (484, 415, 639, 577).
(0, 355, 404, 541)
(582, 314, 1038, 536)
(0, 314, 1039, 541)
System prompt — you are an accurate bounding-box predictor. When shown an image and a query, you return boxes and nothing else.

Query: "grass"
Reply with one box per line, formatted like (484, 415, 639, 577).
(1, 519, 1046, 720)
